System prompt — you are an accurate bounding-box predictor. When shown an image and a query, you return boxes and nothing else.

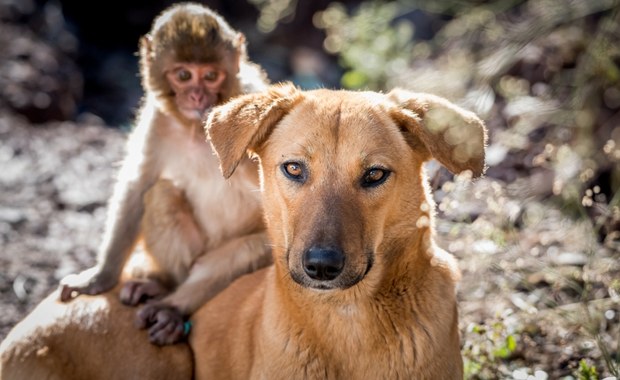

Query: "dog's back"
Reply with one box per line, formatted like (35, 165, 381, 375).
(0, 288, 192, 380)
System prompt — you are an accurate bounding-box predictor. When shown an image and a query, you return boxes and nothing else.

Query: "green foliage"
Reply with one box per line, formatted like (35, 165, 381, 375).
(248, 0, 298, 33)
(576, 359, 599, 380)
(462, 312, 519, 379)
(314, 2, 414, 89)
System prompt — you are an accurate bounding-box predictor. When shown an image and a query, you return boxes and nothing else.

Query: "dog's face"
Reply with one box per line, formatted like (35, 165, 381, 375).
(257, 94, 430, 290)
(206, 84, 486, 292)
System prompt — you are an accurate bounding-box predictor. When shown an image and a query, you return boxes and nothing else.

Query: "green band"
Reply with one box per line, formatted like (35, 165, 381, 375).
(183, 320, 192, 336)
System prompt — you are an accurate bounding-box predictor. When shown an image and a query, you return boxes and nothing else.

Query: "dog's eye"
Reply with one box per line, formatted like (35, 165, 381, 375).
(361, 168, 390, 188)
(281, 162, 306, 182)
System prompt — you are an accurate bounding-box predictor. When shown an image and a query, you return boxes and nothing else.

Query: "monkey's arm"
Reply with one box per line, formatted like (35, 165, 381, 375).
(170, 231, 272, 314)
(135, 231, 272, 345)
(60, 108, 160, 301)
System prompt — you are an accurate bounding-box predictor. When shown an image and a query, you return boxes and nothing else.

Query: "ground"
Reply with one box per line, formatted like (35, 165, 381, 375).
(0, 111, 123, 339)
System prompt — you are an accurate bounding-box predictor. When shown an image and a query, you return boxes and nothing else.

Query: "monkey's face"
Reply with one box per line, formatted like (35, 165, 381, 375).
(165, 62, 227, 120)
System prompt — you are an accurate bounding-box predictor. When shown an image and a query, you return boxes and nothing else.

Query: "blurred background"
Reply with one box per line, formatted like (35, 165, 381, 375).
(0, 0, 619, 378)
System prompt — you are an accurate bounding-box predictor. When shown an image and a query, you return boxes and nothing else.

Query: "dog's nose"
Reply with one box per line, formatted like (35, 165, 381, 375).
(302, 247, 345, 281)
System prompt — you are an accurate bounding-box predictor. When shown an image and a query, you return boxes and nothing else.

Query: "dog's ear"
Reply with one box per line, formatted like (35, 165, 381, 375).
(387, 89, 487, 178)
(206, 82, 303, 178)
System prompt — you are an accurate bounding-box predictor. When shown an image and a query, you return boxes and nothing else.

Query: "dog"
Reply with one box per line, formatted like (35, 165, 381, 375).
(190, 83, 486, 379)
(0, 83, 485, 379)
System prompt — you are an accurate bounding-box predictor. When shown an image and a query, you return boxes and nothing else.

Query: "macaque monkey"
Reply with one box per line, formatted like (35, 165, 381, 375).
(59, 3, 271, 345)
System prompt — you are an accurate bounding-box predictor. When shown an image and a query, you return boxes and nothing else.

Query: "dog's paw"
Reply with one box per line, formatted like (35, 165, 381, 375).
(119, 279, 167, 306)
(59, 267, 116, 302)
(136, 303, 187, 345)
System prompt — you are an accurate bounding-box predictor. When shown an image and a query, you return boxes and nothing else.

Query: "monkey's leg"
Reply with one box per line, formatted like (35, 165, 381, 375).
(136, 232, 272, 345)
(120, 179, 204, 306)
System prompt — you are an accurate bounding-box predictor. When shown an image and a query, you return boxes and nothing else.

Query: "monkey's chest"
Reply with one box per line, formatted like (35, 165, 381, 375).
(158, 137, 261, 242)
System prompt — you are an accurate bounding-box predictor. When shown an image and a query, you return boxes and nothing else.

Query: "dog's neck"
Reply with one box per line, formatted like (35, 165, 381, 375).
(262, 228, 460, 377)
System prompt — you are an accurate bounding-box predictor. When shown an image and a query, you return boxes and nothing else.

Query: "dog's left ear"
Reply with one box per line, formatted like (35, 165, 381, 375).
(205, 82, 303, 178)
(387, 89, 487, 178)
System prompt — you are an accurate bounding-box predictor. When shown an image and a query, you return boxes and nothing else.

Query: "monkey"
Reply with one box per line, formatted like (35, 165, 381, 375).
(58, 3, 272, 345)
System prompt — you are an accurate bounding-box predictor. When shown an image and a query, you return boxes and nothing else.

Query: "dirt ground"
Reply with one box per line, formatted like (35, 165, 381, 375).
(0, 111, 124, 339)
(1, 106, 618, 378)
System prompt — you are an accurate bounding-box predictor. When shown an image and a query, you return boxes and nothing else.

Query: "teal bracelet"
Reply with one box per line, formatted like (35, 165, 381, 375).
(183, 320, 192, 336)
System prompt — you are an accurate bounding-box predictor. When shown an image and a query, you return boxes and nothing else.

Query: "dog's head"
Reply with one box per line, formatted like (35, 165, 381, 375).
(206, 83, 486, 293)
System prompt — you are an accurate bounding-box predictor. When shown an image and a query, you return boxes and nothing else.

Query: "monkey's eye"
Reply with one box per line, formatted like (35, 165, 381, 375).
(361, 168, 390, 188)
(203, 71, 219, 82)
(281, 162, 306, 183)
(177, 69, 192, 82)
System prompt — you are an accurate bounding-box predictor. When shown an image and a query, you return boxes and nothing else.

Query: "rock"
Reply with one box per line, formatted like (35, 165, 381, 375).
(472, 239, 500, 255)
(553, 252, 588, 267)
(0, 208, 26, 226)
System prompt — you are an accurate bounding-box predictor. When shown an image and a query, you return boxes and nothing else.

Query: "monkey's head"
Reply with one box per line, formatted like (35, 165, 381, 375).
(140, 3, 247, 123)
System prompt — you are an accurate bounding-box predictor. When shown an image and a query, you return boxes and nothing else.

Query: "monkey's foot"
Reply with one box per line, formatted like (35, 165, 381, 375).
(119, 279, 168, 306)
(136, 303, 187, 345)
(59, 268, 117, 302)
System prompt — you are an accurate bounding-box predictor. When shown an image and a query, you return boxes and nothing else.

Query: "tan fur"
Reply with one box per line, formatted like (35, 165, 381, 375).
(189, 83, 487, 379)
(59, 2, 271, 344)
(0, 286, 193, 380)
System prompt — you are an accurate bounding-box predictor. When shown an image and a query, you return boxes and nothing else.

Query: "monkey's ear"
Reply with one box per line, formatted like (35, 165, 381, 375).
(139, 35, 154, 63)
(206, 82, 303, 178)
(387, 89, 487, 178)
(234, 32, 247, 56)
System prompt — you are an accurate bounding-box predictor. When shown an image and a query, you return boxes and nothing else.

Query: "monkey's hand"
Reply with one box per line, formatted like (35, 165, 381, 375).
(120, 279, 168, 306)
(136, 302, 187, 345)
(59, 267, 118, 302)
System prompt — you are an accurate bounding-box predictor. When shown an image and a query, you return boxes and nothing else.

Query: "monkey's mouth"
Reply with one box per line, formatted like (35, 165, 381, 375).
(180, 107, 212, 121)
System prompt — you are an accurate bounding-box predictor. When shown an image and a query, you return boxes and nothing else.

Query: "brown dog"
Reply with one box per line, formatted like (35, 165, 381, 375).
(0, 83, 485, 379)
(190, 83, 486, 379)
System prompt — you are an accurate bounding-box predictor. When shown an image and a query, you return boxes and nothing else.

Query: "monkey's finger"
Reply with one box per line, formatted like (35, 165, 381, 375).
(59, 285, 78, 302)
(149, 317, 184, 345)
(135, 305, 159, 329)
(133, 281, 166, 303)
(119, 283, 134, 305)
(120, 282, 143, 306)
(148, 313, 172, 343)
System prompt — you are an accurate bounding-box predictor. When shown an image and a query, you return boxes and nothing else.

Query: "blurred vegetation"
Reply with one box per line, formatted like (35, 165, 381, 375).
(462, 310, 519, 378)
(313, 0, 620, 231)
(248, 0, 299, 33)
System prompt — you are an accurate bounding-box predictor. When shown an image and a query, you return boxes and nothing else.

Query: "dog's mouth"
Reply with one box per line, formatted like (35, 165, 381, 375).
(288, 249, 374, 291)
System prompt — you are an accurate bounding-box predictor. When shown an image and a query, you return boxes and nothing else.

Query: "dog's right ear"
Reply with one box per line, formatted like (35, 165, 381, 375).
(206, 82, 302, 178)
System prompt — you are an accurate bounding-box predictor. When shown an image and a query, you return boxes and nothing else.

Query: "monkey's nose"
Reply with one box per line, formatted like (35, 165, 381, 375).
(189, 91, 205, 104)
(302, 247, 345, 281)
